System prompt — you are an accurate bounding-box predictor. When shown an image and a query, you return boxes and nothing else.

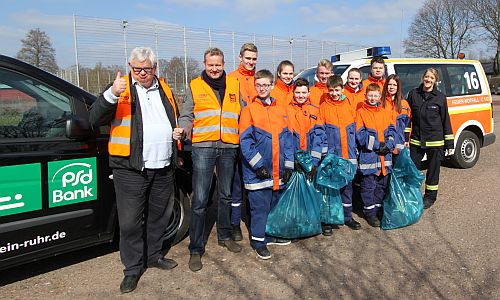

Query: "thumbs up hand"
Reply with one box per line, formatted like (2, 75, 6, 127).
(111, 72, 127, 96)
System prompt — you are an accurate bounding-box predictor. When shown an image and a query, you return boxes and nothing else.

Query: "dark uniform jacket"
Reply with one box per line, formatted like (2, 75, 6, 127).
(89, 76, 179, 171)
(407, 84, 454, 149)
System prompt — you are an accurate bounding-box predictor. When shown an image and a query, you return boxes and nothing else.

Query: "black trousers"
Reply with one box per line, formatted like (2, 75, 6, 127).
(410, 146, 443, 201)
(113, 165, 175, 276)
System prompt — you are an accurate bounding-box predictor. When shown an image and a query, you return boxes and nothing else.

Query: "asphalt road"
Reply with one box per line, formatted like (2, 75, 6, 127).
(1, 97, 499, 299)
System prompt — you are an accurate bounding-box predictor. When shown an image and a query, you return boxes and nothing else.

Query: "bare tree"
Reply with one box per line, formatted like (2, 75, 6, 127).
(16, 28, 58, 73)
(468, 0, 500, 74)
(404, 0, 475, 58)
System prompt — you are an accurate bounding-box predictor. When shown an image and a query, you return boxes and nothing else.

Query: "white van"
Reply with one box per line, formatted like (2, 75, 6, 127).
(295, 47, 496, 168)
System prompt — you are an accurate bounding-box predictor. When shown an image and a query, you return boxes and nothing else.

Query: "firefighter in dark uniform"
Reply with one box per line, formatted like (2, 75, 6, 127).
(407, 68, 454, 209)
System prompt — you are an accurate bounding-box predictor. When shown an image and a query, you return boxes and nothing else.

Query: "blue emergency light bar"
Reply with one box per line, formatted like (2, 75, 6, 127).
(331, 46, 392, 62)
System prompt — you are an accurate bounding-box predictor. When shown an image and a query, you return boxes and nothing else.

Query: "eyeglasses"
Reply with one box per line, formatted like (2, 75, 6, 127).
(255, 83, 272, 89)
(130, 66, 155, 74)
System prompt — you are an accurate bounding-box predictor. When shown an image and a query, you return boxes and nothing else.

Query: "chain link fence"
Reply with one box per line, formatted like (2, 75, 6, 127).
(61, 15, 366, 97)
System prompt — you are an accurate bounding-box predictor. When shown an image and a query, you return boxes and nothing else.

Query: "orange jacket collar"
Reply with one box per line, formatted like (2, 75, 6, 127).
(344, 84, 362, 94)
(314, 81, 327, 90)
(275, 78, 294, 93)
(238, 64, 255, 77)
(367, 74, 384, 83)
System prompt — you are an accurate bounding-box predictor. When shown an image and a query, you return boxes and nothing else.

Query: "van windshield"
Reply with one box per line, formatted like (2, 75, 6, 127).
(333, 65, 349, 76)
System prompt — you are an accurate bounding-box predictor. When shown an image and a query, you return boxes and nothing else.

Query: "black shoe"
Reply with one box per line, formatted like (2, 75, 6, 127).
(423, 198, 435, 209)
(267, 238, 291, 246)
(120, 275, 140, 293)
(344, 218, 361, 230)
(231, 224, 243, 241)
(322, 224, 333, 236)
(255, 246, 272, 260)
(147, 257, 178, 270)
(366, 215, 381, 227)
(218, 240, 242, 253)
(189, 254, 202, 272)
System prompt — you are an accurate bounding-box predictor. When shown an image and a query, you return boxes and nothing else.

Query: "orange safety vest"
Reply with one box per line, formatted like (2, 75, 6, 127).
(109, 76, 178, 156)
(190, 76, 240, 144)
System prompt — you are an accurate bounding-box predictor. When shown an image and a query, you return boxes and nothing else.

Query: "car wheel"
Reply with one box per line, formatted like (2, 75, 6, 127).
(451, 130, 480, 169)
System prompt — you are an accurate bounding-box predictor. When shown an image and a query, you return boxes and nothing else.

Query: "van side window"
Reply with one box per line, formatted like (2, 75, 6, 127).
(0, 68, 71, 139)
(360, 66, 370, 81)
(394, 64, 447, 97)
(445, 64, 481, 96)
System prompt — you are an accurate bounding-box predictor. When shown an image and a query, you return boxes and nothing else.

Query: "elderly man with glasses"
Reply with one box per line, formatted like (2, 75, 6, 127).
(90, 47, 180, 293)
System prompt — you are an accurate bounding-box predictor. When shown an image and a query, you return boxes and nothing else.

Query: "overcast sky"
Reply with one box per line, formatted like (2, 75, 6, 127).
(0, 0, 492, 68)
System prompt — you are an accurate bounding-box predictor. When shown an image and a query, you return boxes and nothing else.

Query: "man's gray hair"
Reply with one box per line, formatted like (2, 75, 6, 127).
(128, 47, 157, 66)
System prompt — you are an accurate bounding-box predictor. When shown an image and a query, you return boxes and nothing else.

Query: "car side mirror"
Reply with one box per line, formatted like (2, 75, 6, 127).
(66, 115, 91, 140)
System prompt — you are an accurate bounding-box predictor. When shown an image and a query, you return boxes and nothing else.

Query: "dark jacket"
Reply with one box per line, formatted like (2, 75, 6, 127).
(407, 84, 454, 149)
(89, 75, 179, 171)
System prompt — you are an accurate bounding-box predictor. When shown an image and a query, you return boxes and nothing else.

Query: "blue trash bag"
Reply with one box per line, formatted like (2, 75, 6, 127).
(316, 185, 344, 225)
(295, 150, 313, 173)
(265, 172, 322, 239)
(316, 154, 356, 189)
(382, 148, 425, 230)
(314, 154, 355, 225)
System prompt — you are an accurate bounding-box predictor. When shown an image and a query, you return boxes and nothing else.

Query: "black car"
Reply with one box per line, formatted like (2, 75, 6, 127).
(0, 55, 191, 270)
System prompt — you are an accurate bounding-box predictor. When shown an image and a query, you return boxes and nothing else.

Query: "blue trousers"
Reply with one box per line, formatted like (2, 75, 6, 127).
(231, 159, 243, 225)
(341, 182, 353, 222)
(360, 174, 388, 217)
(189, 147, 237, 255)
(247, 189, 280, 249)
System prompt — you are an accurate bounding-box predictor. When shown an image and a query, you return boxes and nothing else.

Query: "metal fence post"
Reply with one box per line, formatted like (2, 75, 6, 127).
(183, 26, 188, 91)
(232, 31, 236, 71)
(155, 25, 160, 77)
(72, 15, 80, 87)
(123, 20, 128, 73)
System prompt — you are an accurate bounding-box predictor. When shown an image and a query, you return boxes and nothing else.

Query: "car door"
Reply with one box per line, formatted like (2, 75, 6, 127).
(0, 59, 114, 269)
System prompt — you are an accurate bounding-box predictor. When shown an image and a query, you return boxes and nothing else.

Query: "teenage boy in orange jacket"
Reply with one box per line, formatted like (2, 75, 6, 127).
(309, 59, 333, 107)
(320, 75, 362, 234)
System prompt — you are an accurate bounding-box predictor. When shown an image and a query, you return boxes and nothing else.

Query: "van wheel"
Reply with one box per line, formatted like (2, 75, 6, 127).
(451, 130, 480, 169)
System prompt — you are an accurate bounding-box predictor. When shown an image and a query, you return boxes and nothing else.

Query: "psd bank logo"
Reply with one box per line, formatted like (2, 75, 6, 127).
(48, 158, 97, 207)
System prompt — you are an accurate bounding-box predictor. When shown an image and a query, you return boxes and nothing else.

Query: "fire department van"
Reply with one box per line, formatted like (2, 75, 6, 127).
(296, 47, 496, 168)
(0, 55, 191, 270)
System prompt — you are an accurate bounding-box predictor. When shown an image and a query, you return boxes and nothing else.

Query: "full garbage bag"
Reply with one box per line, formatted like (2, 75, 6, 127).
(382, 148, 425, 230)
(295, 150, 313, 173)
(314, 154, 355, 225)
(265, 172, 322, 239)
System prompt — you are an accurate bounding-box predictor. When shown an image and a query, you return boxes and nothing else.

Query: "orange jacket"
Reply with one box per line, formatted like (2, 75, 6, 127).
(320, 94, 357, 165)
(110, 75, 177, 156)
(362, 74, 385, 92)
(239, 97, 294, 190)
(383, 97, 411, 152)
(270, 78, 294, 109)
(190, 76, 240, 144)
(309, 82, 328, 107)
(229, 64, 257, 105)
(286, 100, 326, 166)
(343, 84, 365, 111)
(355, 103, 396, 176)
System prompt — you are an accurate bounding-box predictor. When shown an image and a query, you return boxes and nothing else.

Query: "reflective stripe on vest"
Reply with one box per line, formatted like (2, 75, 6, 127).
(190, 77, 240, 144)
(109, 75, 177, 156)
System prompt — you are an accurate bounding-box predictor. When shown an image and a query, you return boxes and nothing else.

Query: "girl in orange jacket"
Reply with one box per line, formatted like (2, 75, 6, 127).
(270, 60, 294, 109)
(381, 74, 411, 155)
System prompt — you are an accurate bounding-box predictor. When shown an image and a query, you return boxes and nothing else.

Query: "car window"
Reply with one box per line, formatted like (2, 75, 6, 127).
(295, 68, 317, 87)
(394, 64, 447, 98)
(332, 65, 349, 76)
(445, 64, 481, 96)
(0, 67, 71, 139)
(360, 66, 371, 81)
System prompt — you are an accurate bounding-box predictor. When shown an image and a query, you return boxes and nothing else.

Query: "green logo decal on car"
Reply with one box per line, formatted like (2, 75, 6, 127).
(0, 163, 42, 217)
(48, 157, 97, 207)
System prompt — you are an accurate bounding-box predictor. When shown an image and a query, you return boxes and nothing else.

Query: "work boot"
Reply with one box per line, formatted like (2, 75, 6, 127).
(366, 215, 381, 227)
(120, 274, 140, 293)
(189, 254, 202, 272)
(344, 218, 361, 230)
(255, 246, 272, 260)
(231, 224, 243, 241)
(322, 224, 333, 236)
(423, 198, 435, 209)
(266, 238, 291, 246)
(218, 240, 242, 253)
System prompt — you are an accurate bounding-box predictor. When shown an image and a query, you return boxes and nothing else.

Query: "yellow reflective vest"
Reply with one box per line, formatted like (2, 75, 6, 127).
(190, 76, 240, 144)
